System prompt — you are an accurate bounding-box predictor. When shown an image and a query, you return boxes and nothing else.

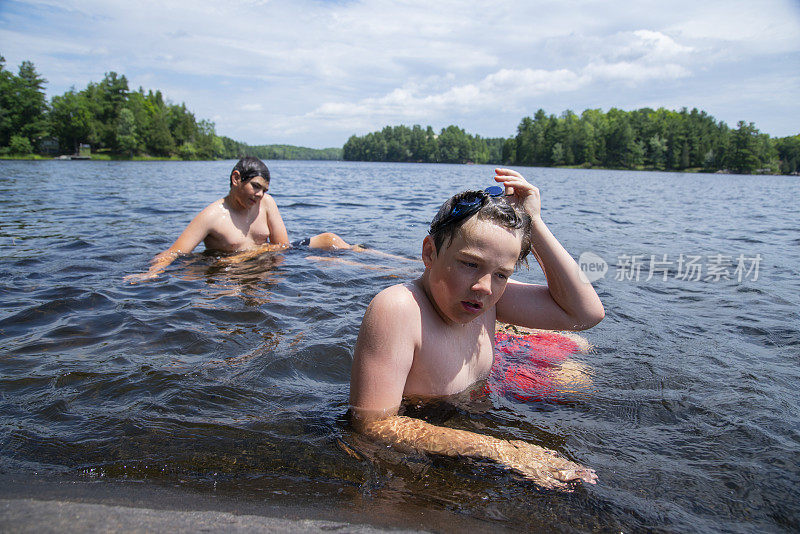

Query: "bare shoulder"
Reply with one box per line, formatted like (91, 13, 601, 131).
(260, 194, 282, 219)
(195, 198, 227, 221)
(261, 193, 279, 209)
(365, 283, 421, 324)
(357, 284, 421, 350)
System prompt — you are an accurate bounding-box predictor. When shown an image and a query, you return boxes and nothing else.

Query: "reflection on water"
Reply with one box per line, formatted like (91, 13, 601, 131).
(183, 252, 287, 306)
(1, 160, 799, 532)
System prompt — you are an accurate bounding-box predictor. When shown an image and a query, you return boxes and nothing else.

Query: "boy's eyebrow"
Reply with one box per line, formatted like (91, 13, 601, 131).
(458, 250, 515, 274)
(457, 250, 486, 261)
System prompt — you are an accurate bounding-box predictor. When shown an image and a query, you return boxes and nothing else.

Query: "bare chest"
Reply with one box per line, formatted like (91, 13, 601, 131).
(206, 210, 270, 252)
(404, 320, 495, 397)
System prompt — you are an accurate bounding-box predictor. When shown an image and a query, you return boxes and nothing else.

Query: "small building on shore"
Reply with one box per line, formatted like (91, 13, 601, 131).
(39, 137, 59, 156)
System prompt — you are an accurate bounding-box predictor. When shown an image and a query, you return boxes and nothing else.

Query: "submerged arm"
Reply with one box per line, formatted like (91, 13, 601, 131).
(124, 208, 212, 283)
(353, 414, 595, 490)
(216, 242, 289, 265)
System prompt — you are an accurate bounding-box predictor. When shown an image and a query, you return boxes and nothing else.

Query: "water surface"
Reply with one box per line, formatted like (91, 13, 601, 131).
(1, 160, 798, 532)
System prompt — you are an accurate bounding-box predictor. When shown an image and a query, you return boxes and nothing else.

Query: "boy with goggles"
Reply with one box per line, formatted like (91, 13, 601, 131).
(349, 168, 604, 490)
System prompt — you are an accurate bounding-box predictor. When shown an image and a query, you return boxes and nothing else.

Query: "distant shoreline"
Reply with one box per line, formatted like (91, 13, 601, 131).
(2, 155, 797, 176)
(0, 153, 340, 163)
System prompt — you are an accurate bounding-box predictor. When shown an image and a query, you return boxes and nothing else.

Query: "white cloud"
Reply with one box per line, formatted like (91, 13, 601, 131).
(628, 30, 693, 59)
(584, 61, 690, 82)
(2, 0, 798, 144)
(668, 0, 800, 52)
(304, 67, 583, 126)
(302, 29, 696, 127)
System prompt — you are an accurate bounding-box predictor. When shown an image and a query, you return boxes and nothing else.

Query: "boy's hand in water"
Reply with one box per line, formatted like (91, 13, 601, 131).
(493, 168, 542, 222)
(497, 439, 598, 490)
(123, 271, 159, 284)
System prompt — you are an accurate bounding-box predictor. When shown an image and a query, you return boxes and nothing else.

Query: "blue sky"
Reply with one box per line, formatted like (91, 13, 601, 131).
(1, 0, 798, 148)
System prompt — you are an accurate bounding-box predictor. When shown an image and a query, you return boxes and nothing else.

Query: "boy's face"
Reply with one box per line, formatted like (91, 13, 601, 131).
(422, 217, 522, 325)
(231, 172, 269, 208)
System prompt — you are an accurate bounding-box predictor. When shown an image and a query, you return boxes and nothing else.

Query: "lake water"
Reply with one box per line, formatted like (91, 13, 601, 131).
(1, 160, 798, 532)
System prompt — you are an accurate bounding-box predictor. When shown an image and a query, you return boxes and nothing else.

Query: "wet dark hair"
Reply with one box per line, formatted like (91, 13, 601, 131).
(429, 191, 532, 266)
(231, 156, 270, 188)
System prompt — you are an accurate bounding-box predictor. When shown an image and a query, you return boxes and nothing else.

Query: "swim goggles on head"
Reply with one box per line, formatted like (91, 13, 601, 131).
(431, 185, 505, 233)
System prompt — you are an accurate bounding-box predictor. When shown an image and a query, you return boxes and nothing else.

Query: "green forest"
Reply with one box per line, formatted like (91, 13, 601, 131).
(344, 110, 800, 175)
(0, 56, 340, 161)
(1, 55, 798, 174)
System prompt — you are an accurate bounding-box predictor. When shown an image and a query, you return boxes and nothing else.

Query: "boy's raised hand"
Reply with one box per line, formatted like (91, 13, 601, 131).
(493, 168, 541, 222)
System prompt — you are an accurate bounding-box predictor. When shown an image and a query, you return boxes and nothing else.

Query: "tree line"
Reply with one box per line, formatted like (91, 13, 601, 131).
(0, 56, 341, 160)
(505, 108, 798, 174)
(343, 124, 506, 164)
(345, 109, 799, 175)
(2, 55, 797, 173)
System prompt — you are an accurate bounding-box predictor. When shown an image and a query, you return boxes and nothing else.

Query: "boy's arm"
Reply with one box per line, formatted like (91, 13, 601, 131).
(496, 216, 604, 331)
(124, 208, 212, 283)
(216, 242, 289, 265)
(349, 287, 596, 490)
(264, 195, 289, 245)
(494, 169, 604, 331)
(359, 416, 595, 490)
(349, 287, 416, 417)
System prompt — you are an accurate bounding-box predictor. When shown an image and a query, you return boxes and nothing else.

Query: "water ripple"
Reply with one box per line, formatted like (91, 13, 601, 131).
(0, 161, 798, 533)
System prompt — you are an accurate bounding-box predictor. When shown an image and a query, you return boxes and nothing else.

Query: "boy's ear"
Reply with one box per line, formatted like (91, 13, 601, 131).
(230, 170, 241, 188)
(421, 235, 437, 268)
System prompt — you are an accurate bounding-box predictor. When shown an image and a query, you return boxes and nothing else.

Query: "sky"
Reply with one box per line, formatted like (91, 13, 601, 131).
(1, 0, 799, 148)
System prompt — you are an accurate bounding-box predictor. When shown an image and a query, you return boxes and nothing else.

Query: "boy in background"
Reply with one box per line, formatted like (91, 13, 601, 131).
(125, 156, 357, 283)
(349, 168, 604, 490)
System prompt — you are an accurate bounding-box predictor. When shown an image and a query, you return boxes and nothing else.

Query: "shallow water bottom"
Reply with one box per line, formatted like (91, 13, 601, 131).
(1, 474, 520, 533)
